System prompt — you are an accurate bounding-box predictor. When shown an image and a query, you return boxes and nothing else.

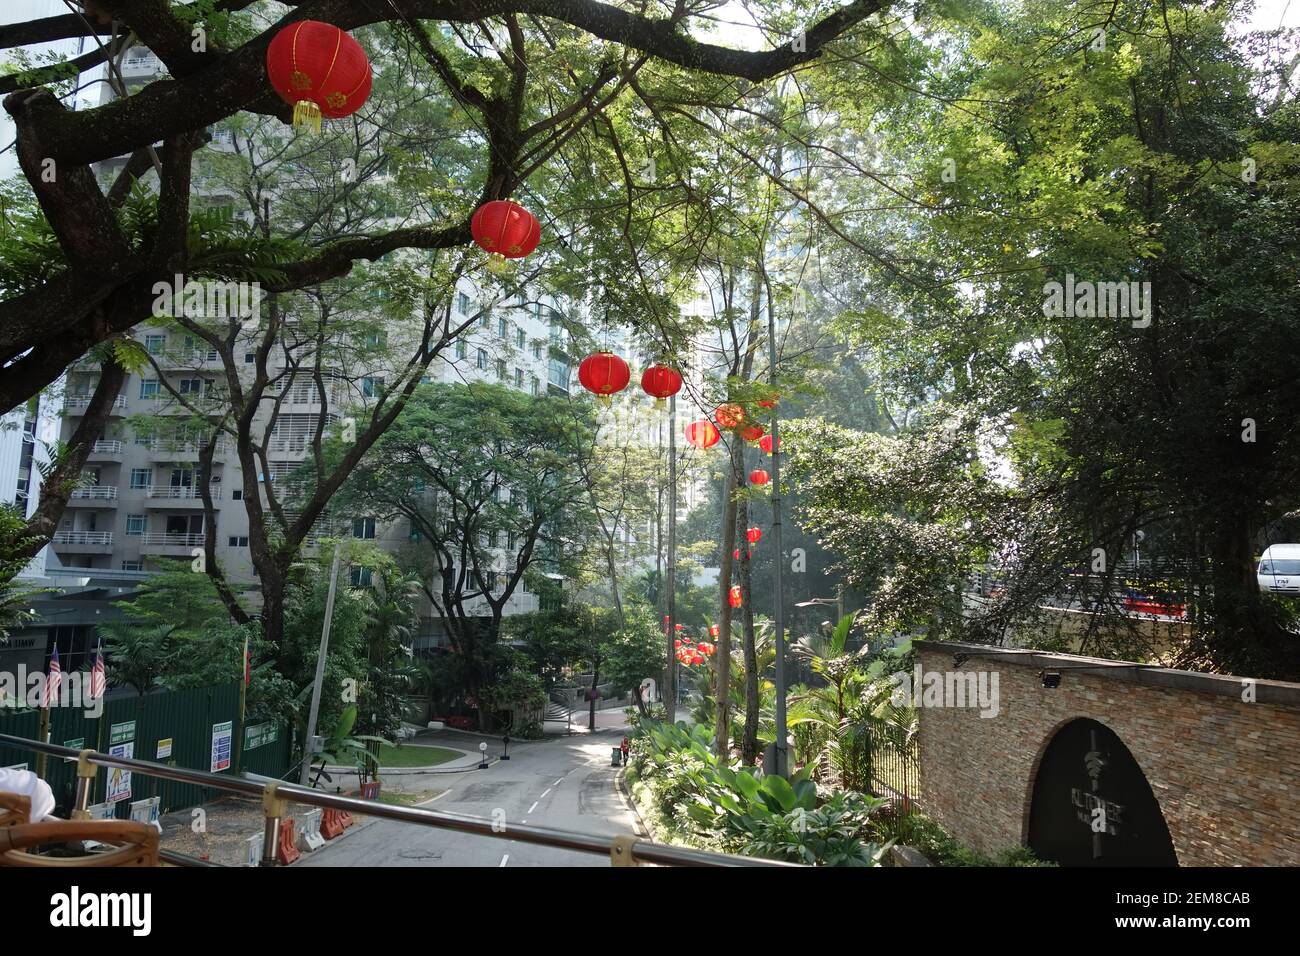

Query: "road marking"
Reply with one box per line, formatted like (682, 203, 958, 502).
(554, 777, 564, 785)
(499, 854, 509, 867)
(540, 788, 552, 799)
(527, 801, 539, 814)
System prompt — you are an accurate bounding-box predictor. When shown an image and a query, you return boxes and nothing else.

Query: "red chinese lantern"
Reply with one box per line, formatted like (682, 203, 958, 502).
(746, 526, 762, 545)
(740, 424, 765, 443)
(733, 548, 752, 561)
(759, 434, 778, 455)
(471, 200, 541, 264)
(577, 351, 630, 399)
(692, 654, 705, 665)
(266, 21, 373, 132)
(728, 585, 743, 608)
(685, 420, 720, 449)
(708, 624, 719, 639)
(749, 468, 769, 486)
(674, 640, 681, 649)
(640, 365, 682, 405)
(714, 404, 746, 429)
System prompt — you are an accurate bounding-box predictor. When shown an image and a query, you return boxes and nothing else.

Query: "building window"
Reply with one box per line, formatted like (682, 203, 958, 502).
(516, 329, 525, 349)
(457, 292, 472, 315)
(232, 489, 242, 500)
(125, 515, 146, 535)
(353, 517, 376, 540)
(477, 348, 488, 370)
(129, 468, 151, 489)
(496, 360, 506, 380)
(144, 334, 166, 355)
(455, 338, 467, 360)
(514, 368, 524, 388)
(227, 536, 249, 547)
(121, 560, 143, 571)
(532, 343, 542, 360)
(139, 379, 160, 399)
(361, 376, 384, 398)
(244, 352, 255, 364)
(531, 376, 540, 397)
(364, 331, 387, 349)
(179, 378, 203, 394)
(498, 317, 508, 337)
(349, 566, 373, 587)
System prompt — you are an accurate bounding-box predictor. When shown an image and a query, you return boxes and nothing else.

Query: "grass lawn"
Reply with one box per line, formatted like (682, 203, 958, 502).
(371, 743, 463, 768)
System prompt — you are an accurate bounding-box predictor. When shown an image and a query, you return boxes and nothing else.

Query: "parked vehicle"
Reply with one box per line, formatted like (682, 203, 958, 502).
(1257, 544, 1300, 596)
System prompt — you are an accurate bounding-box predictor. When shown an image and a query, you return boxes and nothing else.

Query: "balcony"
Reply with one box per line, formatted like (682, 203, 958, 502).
(67, 486, 119, 508)
(86, 440, 124, 461)
(142, 439, 230, 460)
(159, 348, 221, 369)
(51, 531, 114, 553)
(144, 485, 223, 508)
(140, 532, 205, 555)
(63, 396, 127, 416)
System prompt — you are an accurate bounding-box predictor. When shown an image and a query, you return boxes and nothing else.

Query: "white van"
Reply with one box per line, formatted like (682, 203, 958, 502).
(1257, 544, 1300, 595)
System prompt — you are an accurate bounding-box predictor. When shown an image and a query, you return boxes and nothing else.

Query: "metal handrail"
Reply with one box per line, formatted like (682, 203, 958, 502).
(0, 733, 795, 868)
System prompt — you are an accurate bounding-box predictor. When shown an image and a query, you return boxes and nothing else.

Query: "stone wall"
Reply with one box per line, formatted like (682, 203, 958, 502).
(914, 641, 1300, 866)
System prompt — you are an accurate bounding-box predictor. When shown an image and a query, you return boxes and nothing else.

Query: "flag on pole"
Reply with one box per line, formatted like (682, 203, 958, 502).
(89, 640, 106, 699)
(41, 643, 61, 708)
(243, 635, 251, 686)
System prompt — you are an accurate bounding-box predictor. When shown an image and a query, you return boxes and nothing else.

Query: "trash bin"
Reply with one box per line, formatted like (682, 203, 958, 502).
(611, 747, 622, 767)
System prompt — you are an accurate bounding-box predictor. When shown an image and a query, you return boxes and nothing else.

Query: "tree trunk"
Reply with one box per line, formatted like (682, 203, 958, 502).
(714, 440, 741, 760)
(738, 493, 759, 766)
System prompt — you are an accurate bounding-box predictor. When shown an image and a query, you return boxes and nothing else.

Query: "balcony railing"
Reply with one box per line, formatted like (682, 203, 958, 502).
(141, 439, 229, 456)
(146, 485, 223, 500)
(70, 486, 118, 501)
(140, 532, 206, 548)
(89, 440, 123, 455)
(63, 396, 127, 414)
(52, 531, 113, 547)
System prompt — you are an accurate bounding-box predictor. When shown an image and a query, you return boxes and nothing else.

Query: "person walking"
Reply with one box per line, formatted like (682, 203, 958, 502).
(620, 736, 630, 766)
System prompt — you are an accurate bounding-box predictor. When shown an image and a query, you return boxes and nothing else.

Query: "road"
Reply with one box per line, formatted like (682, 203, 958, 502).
(297, 728, 640, 867)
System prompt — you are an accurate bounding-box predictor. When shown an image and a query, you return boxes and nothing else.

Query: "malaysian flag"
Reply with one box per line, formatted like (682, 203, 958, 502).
(89, 640, 106, 700)
(41, 643, 61, 708)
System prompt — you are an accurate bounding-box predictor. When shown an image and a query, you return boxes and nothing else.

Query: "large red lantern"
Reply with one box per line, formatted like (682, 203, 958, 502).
(749, 468, 770, 486)
(728, 585, 743, 608)
(740, 424, 765, 443)
(714, 404, 745, 429)
(692, 653, 704, 665)
(577, 351, 630, 399)
(471, 200, 541, 261)
(640, 365, 682, 405)
(759, 434, 778, 455)
(266, 21, 373, 132)
(685, 420, 720, 449)
(708, 624, 719, 639)
(746, 526, 762, 545)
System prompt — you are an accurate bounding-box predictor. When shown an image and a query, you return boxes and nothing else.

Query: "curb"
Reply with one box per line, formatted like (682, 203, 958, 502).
(616, 767, 651, 839)
(321, 755, 501, 776)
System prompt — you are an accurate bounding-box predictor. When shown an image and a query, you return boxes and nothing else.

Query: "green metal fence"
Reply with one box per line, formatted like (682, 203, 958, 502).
(0, 682, 292, 816)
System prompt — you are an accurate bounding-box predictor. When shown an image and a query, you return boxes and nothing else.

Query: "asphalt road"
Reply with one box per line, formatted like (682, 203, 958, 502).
(298, 729, 640, 867)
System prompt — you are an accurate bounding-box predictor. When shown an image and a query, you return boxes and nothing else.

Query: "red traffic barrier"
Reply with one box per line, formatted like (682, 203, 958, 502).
(320, 808, 344, 840)
(277, 818, 301, 865)
(339, 809, 354, 829)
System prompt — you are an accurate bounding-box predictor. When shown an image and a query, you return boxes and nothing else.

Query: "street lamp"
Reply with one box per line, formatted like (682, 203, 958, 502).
(477, 741, 489, 769)
(501, 735, 511, 760)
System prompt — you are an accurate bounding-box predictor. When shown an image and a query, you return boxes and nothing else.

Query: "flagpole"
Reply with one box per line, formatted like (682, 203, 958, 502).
(35, 642, 57, 780)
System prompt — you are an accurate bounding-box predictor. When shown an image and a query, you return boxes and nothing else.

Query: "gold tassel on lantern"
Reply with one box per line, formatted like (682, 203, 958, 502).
(292, 99, 323, 133)
(485, 253, 512, 275)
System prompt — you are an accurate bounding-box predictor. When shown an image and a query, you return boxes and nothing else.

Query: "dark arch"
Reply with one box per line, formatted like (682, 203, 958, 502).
(1026, 717, 1177, 867)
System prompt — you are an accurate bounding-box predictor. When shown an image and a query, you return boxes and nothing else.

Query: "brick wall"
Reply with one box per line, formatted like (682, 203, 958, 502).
(914, 641, 1300, 866)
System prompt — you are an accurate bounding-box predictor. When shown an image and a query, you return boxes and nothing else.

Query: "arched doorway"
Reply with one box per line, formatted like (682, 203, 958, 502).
(1026, 717, 1177, 866)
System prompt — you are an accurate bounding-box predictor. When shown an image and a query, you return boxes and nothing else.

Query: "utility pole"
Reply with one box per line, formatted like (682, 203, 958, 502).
(768, 290, 788, 778)
(665, 393, 678, 722)
(299, 541, 342, 787)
